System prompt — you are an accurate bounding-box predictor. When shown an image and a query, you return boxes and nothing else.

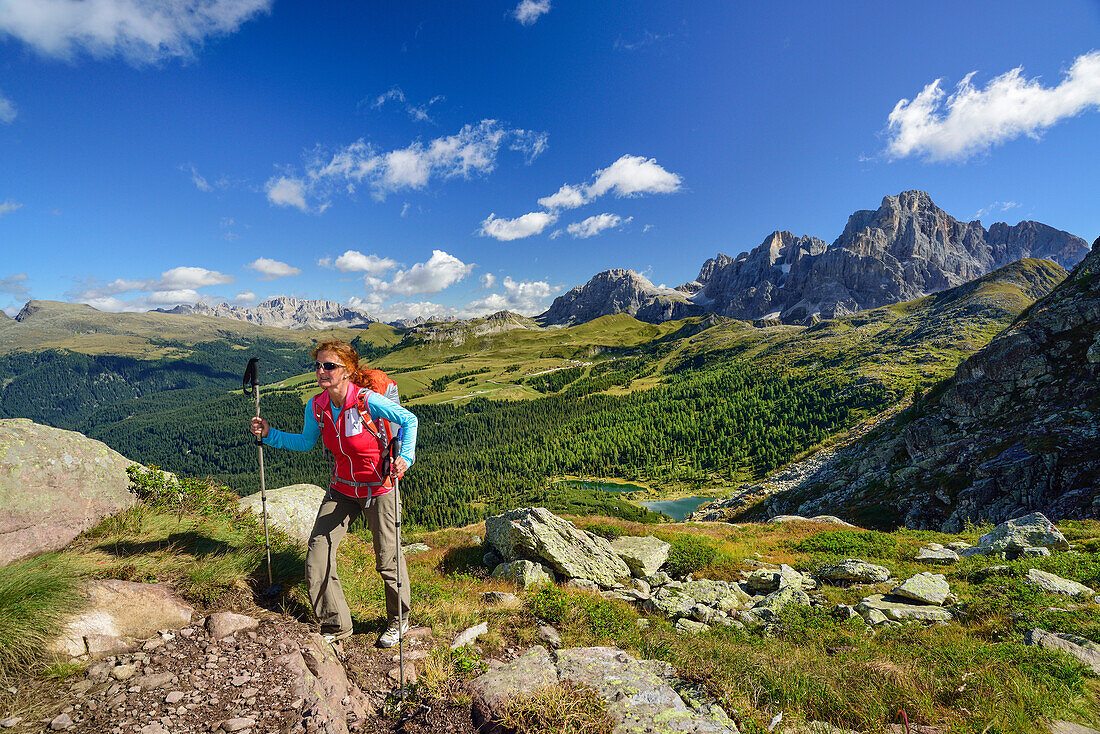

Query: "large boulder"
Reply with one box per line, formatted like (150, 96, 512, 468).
(0, 419, 138, 567)
(491, 559, 555, 588)
(977, 512, 1069, 553)
(1024, 628, 1100, 674)
(554, 647, 737, 733)
(1025, 569, 1095, 600)
(856, 595, 953, 623)
(237, 483, 326, 547)
(50, 580, 195, 659)
(610, 535, 671, 577)
(890, 572, 950, 606)
(466, 646, 559, 733)
(484, 507, 630, 587)
(818, 559, 890, 584)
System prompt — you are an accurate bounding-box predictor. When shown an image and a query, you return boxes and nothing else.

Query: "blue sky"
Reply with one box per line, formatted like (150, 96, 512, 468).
(1, 1, 1099, 320)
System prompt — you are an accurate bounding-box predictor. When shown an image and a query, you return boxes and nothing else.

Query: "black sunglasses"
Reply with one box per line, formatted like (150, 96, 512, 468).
(313, 361, 344, 371)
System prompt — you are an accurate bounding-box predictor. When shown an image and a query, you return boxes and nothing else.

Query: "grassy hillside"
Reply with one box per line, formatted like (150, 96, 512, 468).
(3, 471, 1097, 733)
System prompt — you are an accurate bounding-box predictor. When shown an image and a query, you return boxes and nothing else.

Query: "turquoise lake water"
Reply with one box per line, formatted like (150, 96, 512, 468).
(638, 496, 711, 521)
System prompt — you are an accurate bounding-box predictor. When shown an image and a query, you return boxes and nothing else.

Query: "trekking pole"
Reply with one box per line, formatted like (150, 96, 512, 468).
(393, 434, 406, 697)
(243, 358, 278, 596)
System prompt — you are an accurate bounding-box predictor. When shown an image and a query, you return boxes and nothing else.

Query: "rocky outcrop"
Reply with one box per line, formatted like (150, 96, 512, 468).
(237, 483, 325, 547)
(541, 191, 1088, 327)
(0, 418, 137, 567)
(751, 239, 1100, 530)
(468, 646, 738, 734)
(404, 310, 540, 346)
(156, 295, 375, 330)
(484, 507, 631, 587)
(538, 270, 700, 326)
(1025, 628, 1100, 674)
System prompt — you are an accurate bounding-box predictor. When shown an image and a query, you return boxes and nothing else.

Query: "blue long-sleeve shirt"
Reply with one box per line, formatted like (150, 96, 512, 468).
(265, 390, 418, 467)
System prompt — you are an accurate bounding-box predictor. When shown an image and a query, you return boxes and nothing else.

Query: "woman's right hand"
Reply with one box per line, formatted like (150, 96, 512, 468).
(250, 417, 270, 439)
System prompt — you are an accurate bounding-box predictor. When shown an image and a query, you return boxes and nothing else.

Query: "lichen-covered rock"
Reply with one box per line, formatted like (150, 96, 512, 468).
(610, 535, 671, 577)
(642, 585, 696, 619)
(675, 618, 710, 634)
(1024, 628, 1100, 674)
(466, 646, 559, 733)
(978, 512, 1070, 552)
(891, 572, 950, 606)
(818, 559, 890, 584)
(1, 419, 138, 567)
(746, 564, 810, 593)
(1025, 569, 1095, 599)
(856, 595, 953, 623)
(554, 647, 736, 733)
(915, 546, 960, 564)
(484, 507, 630, 587)
(491, 559, 554, 588)
(237, 483, 325, 547)
(752, 585, 811, 617)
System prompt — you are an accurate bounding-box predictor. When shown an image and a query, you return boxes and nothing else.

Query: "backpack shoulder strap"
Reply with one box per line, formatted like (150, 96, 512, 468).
(355, 388, 383, 438)
(312, 392, 328, 426)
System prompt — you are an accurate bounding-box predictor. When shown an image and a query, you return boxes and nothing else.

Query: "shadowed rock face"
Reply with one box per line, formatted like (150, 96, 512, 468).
(540, 191, 1089, 327)
(0, 418, 138, 566)
(757, 237, 1100, 530)
(538, 269, 699, 326)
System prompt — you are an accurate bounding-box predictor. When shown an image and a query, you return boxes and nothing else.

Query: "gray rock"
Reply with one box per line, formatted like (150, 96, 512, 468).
(978, 512, 1069, 552)
(0, 718, 22, 729)
(857, 595, 953, 623)
(491, 559, 554, 588)
(1025, 569, 1095, 600)
(565, 578, 599, 591)
(467, 646, 559, 731)
(218, 717, 256, 732)
(818, 559, 890, 584)
(646, 571, 674, 587)
(0, 419, 138, 567)
(481, 591, 521, 609)
(451, 621, 488, 650)
(537, 625, 562, 649)
(1047, 721, 1100, 734)
(237, 483, 325, 547)
(610, 535, 671, 578)
(482, 549, 502, 569)
(915, 547, 959, 565)
(110, 664, 136, 680)
(752, 585, 811, 616)
(554, 647, 736, 732)
(49, 713, 73, 731)
(50, 580, 194, 660)
(402, 542, 431, 555)
(642, 585, 696, 619)
(891, 572, 950, 605)
(631, 578, 651, 596)
(768, 514, 855, 526)
(484, 507, 630, 587)
(1025, 628, 1100, 674)
(206, 612, 259, 640)
(747, 564, 809, 593)
(1022, 546, 1051, 557)
(675, 618, 710, 634)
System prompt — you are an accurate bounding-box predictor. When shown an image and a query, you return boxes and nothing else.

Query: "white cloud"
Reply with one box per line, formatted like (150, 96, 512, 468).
(586, 155, 683, 198)
(513, 0, 551, 26)
(0, 0, 273, 63)
(973, 200, 1021, 220)
(462, 276, 554, 317)
(265, 176, 308, 211)
(567, 213, 631, 238)
(70, 266, 234, 311)
(333, 250, 398, 274)
(247, 257, 301, 280)
(370, 87, 445, 123)
(272, 120, 548, 210)
(886, 51, 1100, 162)
(367, 249, 472, 296)
(0, 273, 30, 296)
(233, 290, 256, 304)
(0, 200, 23, 216)
(372, 87, 406, 108)
(537, 184, 586, 210)
(184, 164, 212, 192)
(158, 266, 234, 290)
(0, 91, 16, 123)
(481, 273, 496, 288)
(479, 211, 557, 241)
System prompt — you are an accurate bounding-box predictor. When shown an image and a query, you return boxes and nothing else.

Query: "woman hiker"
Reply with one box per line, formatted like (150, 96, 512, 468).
(250, 340, 418, 648)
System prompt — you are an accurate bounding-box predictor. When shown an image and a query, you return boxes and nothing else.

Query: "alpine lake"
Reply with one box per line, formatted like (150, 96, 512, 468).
(556, 480, 713, 521)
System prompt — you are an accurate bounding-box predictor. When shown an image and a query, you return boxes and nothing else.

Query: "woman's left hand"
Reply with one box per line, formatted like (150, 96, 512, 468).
(392, 457, 408, 480)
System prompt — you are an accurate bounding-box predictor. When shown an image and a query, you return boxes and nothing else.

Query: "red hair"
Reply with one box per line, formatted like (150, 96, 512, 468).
(310, 340, 391, 391)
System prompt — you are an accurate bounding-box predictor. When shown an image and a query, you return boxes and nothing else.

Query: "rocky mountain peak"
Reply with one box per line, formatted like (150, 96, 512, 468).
(538, 268, 698, 326)
(154, 297, 375, 330)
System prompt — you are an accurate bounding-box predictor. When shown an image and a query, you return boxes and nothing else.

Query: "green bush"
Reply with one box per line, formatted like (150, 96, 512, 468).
(791, 530, 897, 560)
(664, 534, 721, 577)
(527, 585, 571, 625)
(582, 523, 623, 541)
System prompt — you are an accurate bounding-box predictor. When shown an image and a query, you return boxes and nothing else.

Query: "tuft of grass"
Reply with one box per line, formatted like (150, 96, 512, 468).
(0, 554, 85, 676)
(499, 681, 616, 734)
(525, 585, 636, 644)
(416, 645, 487, 701)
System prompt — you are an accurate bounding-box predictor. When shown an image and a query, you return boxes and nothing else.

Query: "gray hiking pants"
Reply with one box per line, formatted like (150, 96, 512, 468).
(305, 486, 410, 639)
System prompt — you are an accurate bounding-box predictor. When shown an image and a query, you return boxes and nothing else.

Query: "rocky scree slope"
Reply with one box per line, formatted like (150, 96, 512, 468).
(540, 190, 1088, 327)
(751, 237, 1100, 531)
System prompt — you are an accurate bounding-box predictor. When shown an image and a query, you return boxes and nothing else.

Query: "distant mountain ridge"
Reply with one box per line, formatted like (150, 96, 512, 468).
(155, 295, 376, 330)
(539, 190, 1090, 326)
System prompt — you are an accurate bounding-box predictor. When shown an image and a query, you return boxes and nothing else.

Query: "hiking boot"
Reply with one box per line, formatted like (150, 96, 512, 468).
(377, 617, 410, 648)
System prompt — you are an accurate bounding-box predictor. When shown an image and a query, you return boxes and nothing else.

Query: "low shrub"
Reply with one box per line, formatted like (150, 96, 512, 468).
(791, 530, 897, 560)
(664, 534, 722, 577)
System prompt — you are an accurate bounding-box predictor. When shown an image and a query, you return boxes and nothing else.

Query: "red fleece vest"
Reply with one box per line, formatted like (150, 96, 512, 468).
(313, 384, 393, 499)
